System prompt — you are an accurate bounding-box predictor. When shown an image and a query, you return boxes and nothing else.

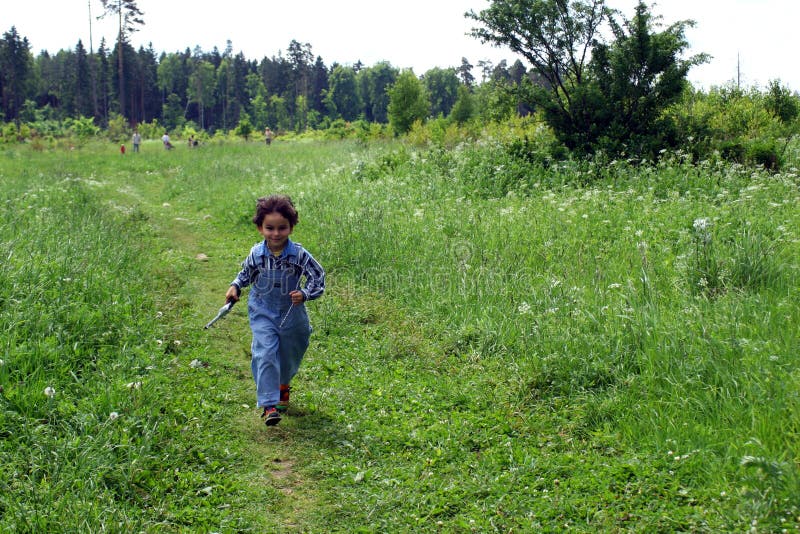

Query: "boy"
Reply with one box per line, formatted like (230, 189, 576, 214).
(225, 195, 325, 425)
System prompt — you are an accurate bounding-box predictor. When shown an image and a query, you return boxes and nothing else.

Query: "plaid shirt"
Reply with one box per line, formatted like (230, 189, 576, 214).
(231, 239, 325, 301)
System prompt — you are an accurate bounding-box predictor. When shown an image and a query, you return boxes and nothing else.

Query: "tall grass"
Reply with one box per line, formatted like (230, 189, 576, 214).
(0, 145, 281, 531)
(1, 139, 798, 531)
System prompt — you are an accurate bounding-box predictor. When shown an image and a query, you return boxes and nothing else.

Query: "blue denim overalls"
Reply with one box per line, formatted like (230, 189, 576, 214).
(249, 242, 311, 408)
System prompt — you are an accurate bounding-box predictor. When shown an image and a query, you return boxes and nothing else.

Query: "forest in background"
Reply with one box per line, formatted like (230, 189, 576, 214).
(1, 0, 799, 169)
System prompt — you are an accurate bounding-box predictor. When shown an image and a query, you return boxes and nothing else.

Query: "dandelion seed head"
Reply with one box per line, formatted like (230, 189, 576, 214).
(109, 412, 119, 421)
(44, 386, 56, 398)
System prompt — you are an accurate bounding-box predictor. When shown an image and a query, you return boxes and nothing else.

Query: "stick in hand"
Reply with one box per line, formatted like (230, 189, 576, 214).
(204, 300, 235, 329)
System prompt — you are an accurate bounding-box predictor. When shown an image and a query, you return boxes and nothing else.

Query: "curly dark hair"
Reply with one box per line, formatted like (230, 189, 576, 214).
(253, 194, 299, 227)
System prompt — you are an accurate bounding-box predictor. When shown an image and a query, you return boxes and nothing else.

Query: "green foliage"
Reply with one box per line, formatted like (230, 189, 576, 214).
(356, 61, 398, 123)
(423, 67, 460, 118)
(387, 70, 430, 135)
(470, 1, 705, 159)
(106, 113, 130, 142)
(325, 65, 362, 122)
(1, 121, 18, 143)
(64, 116, 100, 140)
(407, 116, 467, 148)
(135, 119, 162, 140)
(765, 79, 799, 123)
(449, 85, 476, 125)
(585, 2, 706, 158)
(0, 26, 35, 121)
(233, 113, 254, 140)
(668, 84, 800, 170)
(161, 93, 185, 131)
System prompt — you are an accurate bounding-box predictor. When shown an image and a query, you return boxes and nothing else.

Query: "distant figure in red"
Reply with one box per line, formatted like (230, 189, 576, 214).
(120, 144, 126, 155)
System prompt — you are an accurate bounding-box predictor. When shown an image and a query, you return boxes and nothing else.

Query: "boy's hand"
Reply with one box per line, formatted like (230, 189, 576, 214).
(225, 286, 240, 303)
(289, 290, 305, 305)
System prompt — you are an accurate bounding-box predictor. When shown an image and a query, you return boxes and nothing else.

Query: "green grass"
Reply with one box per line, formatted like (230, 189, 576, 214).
(1, 138, 799, 531)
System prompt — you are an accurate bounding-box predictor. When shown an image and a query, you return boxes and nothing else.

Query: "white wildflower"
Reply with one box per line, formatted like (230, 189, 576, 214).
(190, 359, 204, 368)
(693, 217, 710, 232)
(126, 381, 142, 389)
(44, 386, 56, 398)
(607, 283, 622, 290)
(517, 301, 532, 314)
(109, 412, 119, 421)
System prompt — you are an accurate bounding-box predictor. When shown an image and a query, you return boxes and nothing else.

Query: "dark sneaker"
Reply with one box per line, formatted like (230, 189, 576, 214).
(277, 385, 291, 412)
(262, 406, 282, 426)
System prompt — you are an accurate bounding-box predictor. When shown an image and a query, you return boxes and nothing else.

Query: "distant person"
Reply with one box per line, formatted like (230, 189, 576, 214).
(132, 131, 141, 153)
(188, 135, 195, 148)
(223, 195, 325, 426)
(264, 127, 273, 146)
(162, 132, 173, 150)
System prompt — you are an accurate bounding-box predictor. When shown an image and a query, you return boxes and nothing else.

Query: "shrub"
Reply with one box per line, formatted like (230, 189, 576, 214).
(65, 116, 100, 140)
(106, 113, 130, 143)
(135, 119, 161, 140)
(746, 139, 780, 170)
(1, 122, 18, 143)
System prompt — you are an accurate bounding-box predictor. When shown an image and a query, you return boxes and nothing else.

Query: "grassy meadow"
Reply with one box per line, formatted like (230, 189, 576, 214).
(1, 137, 799, 532)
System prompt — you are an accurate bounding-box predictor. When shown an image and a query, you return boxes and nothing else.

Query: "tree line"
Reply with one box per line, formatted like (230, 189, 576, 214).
(2, 0, 798, 165)
(0, 22, 527, 134)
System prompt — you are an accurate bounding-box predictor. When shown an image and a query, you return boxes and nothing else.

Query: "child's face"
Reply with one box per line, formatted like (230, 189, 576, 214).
(258, 211, 293, 251)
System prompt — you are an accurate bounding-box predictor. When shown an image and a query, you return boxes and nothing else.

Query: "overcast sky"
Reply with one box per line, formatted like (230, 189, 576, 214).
(3, 0, 797, 91)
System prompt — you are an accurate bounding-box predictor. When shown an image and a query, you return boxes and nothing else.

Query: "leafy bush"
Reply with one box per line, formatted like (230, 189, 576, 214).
(0, 122, 18, 143)
(668, 83, 800, 169)
(135, 119, 162, 140)
(234, 114, 254, 140)
(64, 116, 100, 140)
(745, 138, 780, 170)
(106, 113, 130, 142)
